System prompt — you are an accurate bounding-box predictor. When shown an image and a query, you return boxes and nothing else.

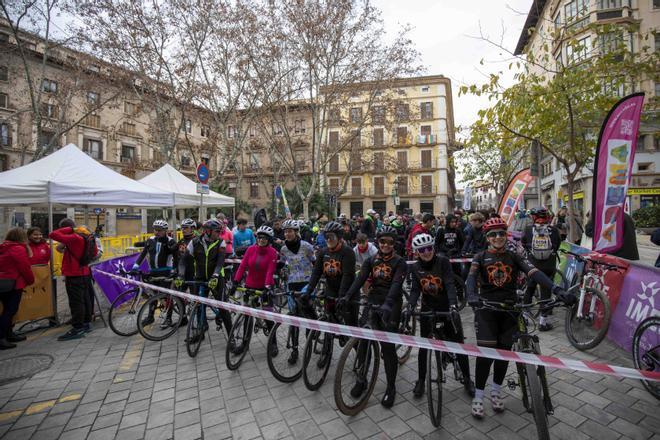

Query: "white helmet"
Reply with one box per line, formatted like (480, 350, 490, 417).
(282, 219, 300, 231)
(256, 225, 274, 238)
(153, 219, 168, 230)
(181, 218, 196, 228)
(412, 233, 435, 251)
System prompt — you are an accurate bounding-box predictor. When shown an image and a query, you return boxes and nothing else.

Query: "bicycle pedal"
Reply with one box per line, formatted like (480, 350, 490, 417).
(507, 379, 518, 390)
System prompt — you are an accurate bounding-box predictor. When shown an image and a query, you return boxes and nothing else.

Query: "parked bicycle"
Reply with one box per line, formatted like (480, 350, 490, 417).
(632, 315, 660, 401)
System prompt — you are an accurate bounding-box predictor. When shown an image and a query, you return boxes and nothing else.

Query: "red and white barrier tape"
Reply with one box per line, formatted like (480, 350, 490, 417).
(227, 257, 472, 266)
(94, 269, 660, 383)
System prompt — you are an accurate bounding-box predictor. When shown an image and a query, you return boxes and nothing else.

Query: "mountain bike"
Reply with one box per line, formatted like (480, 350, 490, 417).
(136, 289, 185, 342)
(632, 315, 660, 401)
(561, 250, 624, 350)
(108, 270, 173, 337)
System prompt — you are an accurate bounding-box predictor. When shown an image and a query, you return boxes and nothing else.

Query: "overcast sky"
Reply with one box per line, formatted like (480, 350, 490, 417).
(379, 0, 533, 133)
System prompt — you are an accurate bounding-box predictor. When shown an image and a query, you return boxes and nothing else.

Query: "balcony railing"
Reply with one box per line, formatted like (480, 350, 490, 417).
(417, 134, 437, 145)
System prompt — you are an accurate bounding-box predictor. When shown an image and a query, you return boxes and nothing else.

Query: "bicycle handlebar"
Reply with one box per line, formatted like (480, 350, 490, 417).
(560, 249, 626, 271)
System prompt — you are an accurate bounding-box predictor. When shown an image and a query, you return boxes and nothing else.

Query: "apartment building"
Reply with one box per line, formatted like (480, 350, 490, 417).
(514, 0, 660, 215)
(326, 75, 456, 217)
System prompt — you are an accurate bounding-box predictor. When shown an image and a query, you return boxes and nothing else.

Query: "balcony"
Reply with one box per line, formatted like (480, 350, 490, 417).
(417, 134, 437, 145)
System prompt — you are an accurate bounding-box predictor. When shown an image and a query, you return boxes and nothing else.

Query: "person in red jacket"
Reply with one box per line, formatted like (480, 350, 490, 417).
(49, 218, 94, 340)
(0, 228, 35, 349)
(405, 213, 435, 258)
(27, 227, 51, 266)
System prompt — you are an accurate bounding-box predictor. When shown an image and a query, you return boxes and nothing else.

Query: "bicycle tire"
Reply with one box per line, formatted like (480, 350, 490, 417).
(565, 287, 611, 350)
(267, 322, 306, 383)
(453, 274, 467, 311)
(108, 289, 145, 337)
(334, 337, 380, 416)
(137, 293, 184, 342)
(525, 363, 550, 440)
(426, 349, 444, 427)
(303, 330, 334, 391)
(396, 312, 416, 365)
(226, 314, 253, 370)
(632, 316, 660, 401)
(186, 303, 206, 358)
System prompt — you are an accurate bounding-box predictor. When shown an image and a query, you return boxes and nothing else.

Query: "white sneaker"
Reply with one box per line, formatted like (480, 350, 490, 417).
(471, 397, 484, 419)
(491, 392, 505, 412)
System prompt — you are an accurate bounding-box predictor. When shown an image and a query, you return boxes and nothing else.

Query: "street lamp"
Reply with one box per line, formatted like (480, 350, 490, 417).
(392, 178, 400, 212)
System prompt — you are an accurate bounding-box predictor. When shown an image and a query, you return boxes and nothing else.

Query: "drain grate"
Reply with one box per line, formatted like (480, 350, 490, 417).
(0, 354, 54, 385)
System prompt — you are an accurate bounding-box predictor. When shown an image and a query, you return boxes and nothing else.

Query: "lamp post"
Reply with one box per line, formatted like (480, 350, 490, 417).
(392, 178, 400, 213)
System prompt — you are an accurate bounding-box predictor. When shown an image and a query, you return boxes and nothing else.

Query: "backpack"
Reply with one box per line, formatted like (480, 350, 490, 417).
(77, 233, 99, 267)
(530, 225, 553, 260)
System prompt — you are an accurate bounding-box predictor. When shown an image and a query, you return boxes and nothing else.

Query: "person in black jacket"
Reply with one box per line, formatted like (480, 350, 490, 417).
(435, 214, 465, 259)
(340, 226, 407, 408)
(360, 209, 377, 240)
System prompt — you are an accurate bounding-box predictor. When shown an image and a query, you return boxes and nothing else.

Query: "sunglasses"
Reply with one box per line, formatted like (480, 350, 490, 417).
(378, 238, 394, 246)
(486, 230, 507, 238)
(325, 233, 338, 241)
(257, 235, 270, 240)
(417, 246, 434, 254)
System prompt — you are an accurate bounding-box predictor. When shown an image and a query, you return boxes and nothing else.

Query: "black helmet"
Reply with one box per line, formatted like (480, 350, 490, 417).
(324, 221, 344, 238)
(203, 219, 222, 231)
(529, 207, 549, 218)
(377, 225, 397, 239)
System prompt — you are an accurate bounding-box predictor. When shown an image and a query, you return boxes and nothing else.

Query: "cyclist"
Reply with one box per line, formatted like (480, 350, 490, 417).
(132, 219, 177, 326)
(233, 225, 279, 354)
(340, 225, 407, 408)
(522, 207, 561, 331)
(406, 233, 475, 398)
(466, 217, 574, 419)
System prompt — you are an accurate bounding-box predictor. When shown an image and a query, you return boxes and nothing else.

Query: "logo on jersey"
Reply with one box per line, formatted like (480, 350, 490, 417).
(420, 275, 443, 297)
(486, 261, 512, 287)
(372, 263, 392, 280)
(323, 259, 342, 277)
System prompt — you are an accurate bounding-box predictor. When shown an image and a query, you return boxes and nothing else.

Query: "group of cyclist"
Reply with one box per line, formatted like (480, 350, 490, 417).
(131, 205, 576, 420)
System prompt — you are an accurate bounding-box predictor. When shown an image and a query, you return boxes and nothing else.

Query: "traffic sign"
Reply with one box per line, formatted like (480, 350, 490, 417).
(93, 208, 103, 215)
(196, 163, 209, 184)
(196, 183, 210, 194)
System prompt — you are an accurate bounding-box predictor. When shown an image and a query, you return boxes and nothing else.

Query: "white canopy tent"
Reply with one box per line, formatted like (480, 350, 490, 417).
(138, 163, 234, 208)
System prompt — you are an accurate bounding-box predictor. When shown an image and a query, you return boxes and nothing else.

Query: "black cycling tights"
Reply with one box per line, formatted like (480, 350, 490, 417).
(381, 341, 398, 389)
(475, 355, 509, 390)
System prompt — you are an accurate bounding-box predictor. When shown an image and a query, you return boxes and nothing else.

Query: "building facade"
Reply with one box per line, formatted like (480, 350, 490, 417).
(514, 0, 660, 217)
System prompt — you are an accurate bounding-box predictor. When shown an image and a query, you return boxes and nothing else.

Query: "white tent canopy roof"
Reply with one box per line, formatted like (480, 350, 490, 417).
(0, 144, 173, 207)
(139, 164, 234, 207)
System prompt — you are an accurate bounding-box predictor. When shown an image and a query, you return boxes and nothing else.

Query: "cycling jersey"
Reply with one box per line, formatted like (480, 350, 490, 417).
(408, 254, 457, 311)
(280, 239, 315, 284)
(307, 243, 355, 298)
(467, 249, 536, 303)
(345, 252, 406, 307)
(135, 235, 177, 272)
(187, 236, 226, 280)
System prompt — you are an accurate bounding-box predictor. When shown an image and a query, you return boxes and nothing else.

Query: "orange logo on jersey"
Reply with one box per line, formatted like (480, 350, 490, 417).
(486, 261, 512, 287)
(372, 263, 392, 280)
(323, 259, 342, 277)
(420, 275, 443, 297)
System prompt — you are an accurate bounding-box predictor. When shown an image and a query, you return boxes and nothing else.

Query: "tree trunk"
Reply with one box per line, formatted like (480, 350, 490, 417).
(302, 197, 310, 220)
(565, 175, 579, 243)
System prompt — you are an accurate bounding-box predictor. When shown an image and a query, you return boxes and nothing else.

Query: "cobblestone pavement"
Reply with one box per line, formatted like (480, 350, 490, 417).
(1, 290, 659, 440)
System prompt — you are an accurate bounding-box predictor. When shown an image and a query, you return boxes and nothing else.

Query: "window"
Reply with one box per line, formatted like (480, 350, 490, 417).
(421, 175, 433, 194)
(350, 147, 361, 171)
(121, 145, 135, 163)
(85, 113, 101, 128)
(350, 129, 361, 150)
(421, 86, 429, 92)
(19, 39, 36, 51)
(0, 93, 7, 108)
(180, 155, 191, 167)
(599, 32, 624, 54)
(124, 101, 138, 115)
(638, 162, 652, 172)
(41, 78, 57, 94)
(248, 126, 255, 137)
(420, 125, 432, 136)
(397, 176, 408, 195)
(599, 0, 627, 8)
(329, 178, 340, 192)
(272, 123, 283, 136)
(0, 66, 7, 81)
(395, 103, 409, 121)
(656, 82, 660, 97)
(396, 126, 408, 144)
(84, 138, 103, 160)
(349, 107, 362, 123)
(121, 122, 136, 135)
(87, 91, 99, 105)
(294, 119, 306, 134)
(397, 151, 408, 168)
(421, 150, 432, 168)
(351, 177, 362, 196)
(0, 123, 11, 146)
(227, 125, 236, 138)
(372, 106, 385, 125)
(250, 182, 259, 198)
(373, 128, 383, 147)
(329, 131, 339, 148)
(654, 0, 660, 9)
(373, 176, 385, 195)
(41, 103, 58, 119)
(38, 130, 56, 149)
(184, 119, 192, 134)
(567, 36, 590, 64)
(554, 12, 561, 30)
(201, 155, 210, 166)
(201, 125, 210, 138)
(420, 102, 433, 119)
(329, 154, 339, 173)
(373, 152, 384, 171)
(329, 108, 341, 124)
(565, 0, 588, 21)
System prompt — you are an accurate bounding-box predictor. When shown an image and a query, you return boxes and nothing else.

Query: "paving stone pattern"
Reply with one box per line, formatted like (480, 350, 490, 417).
(1, 291, 658, 440)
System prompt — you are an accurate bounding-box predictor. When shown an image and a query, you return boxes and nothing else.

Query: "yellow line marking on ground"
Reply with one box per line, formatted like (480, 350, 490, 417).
(58, 393, 81, 403)
(118, 342, 144, 372)
(0, 410, 23, 422)
(24, 399, 56, 415)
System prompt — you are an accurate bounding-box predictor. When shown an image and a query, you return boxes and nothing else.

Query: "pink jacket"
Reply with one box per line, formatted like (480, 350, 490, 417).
(234, 244, 278, 289)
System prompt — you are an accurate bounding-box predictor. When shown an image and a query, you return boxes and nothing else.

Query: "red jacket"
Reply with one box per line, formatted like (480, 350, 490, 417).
(234, 244, 278, 289)
(49, 227, 91, 276)
(28, 241, 51, 265)
(0, 241, 35, 289)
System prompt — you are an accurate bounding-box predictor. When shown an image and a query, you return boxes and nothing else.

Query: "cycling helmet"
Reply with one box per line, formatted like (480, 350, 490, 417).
(377, 225, 397, 239)
(324, 221, 343, 234)
(412, 233, 435, 251)
(530, 206, 550, 223)
(203, 219, 222, 231)
(256, 225, 274, 237)
(153, 219, 168, 230)
(282, 219, 300, 231)
(181, 218, 196, 228)
(483, 217, 508, 233)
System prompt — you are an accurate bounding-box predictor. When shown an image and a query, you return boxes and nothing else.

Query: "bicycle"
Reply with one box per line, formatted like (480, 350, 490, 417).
(266, 290, 313, 383)
(632, 315, 660, 401)
(475, 298, 565, 440)
(333, 299, 384, 416)
(561, 249, 624, 350)
(108, 270, 173, 337)
(407, 308, 465, 427)
(136, 289, 185, 342)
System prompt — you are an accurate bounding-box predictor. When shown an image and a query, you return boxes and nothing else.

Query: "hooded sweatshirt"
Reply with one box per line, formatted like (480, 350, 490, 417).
(0, 241, 35, 289)
(234, 244, 278, 289)
(49, 227, 91, 277)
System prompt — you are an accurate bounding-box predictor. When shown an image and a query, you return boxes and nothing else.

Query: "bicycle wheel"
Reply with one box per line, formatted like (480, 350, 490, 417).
(108, 289, 146, 337)
(334, 337, 380, 416)
(138, 293, 184, 342)
(426, 349, 444, 427)
(396, 313, 416, 365)
(267, 322, 308, 383)
(632, 316, 660, 401)
(186, 303, 206, 358)
(565, 287, 611, 350)
(226, 314, 253, 370)
(303, 330, 334, 391)
(525, 363, 550, 440)
(453, 274, 467, 311)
